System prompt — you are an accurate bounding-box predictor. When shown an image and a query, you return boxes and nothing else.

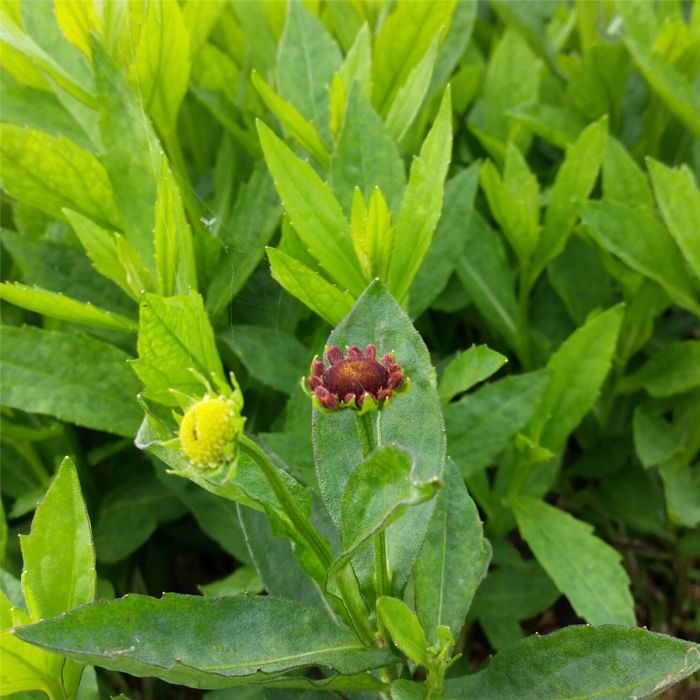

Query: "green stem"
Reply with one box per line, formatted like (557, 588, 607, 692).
(238, 434, 375, 646)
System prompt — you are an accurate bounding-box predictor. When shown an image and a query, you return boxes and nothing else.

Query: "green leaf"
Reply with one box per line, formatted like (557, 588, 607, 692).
(454, 212, 519, 351)
(387, 87, 453, 304)
(313, 282, 446, 592)
(337, 22, 372, 99)
(252, 72, 330, 169)
(16, 594, 397, 687)
(602, 137, 655, 210)
(129, 0, 191, 135)
(132, 292, 225, 406)
(414, 461, 491, 644)
(633, 406, 683, 469)
(0, 282, 137, 332)
(531, 116, 608, 281)
(506, 103, 586, 149)
(0, 124, 119, 229)
(625, 37, 700, 138)
(258, 121, 366, 295)
(513, 497, 635, 626)
(438, 345, 508, 404)
(409, 164, 480, 319)
(582, 201, 700, 316)
(154, 158, 198, 296)
(276, 1, 342, 142)
(222, 325, 309, 396)
(384, 36, 439, 143)
(92, 40, 160, 266)
(377, 596, 430, 667)
(620, 341, 700, 397)
(647, 158, 700, 281)
(444, 625, 700, 699)
(526, 305, 624, 451)
(266, 247, 354, 326)
(331, 83, 405, 217)
(198, 566, 263, 597)
(445, 372, 549, 479)
(20, 456, 94, 619)
(336, 445, 441, 572)
(372, 0, 455, 116)
(0, 325, 142, 436)
(54, 0, 100, 59)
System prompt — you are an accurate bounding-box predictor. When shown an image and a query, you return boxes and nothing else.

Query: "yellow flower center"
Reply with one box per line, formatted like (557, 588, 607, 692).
(179, 396, 242, 468)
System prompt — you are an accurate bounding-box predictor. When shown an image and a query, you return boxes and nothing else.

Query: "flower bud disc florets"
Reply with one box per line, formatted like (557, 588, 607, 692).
(178, 395, 243, 469)
(306, 344, 407, 413)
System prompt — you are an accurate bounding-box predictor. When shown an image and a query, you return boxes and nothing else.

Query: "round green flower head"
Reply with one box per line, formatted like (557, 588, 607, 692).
(179, 394, 244, 469)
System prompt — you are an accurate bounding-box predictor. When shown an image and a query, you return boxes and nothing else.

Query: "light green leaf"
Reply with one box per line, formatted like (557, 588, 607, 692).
(409, 164, 480, 319)
(266, 247, 355, 326)
(93, 40, 160, 266)
(132, 292, 225, 406)
(384, 35, 439, 143)
(620, 341, 700, 397)
(0, 124, 119, 229)
(129, 0, 191, 135)
(276, 1, 342, 142)
(154, 158, 198, 296)
(16, 594, 397, 686)
(335, 445, 441, 572)
(648, 158, 700, 281)
(20, 457, 94, 620)
(506, 103, 586, 149)
(54, 0, 101, 59)
(252, 72, 330, 169)
(258, 121, 366, 295)
(372, 0, 455, 116)
(0, 282, 137, 332)
(514, 497, 635, 626)
(414, 461, 491, 644)
(313, 282, 446, 593)
(582, 201, 700, 316)
(526, 305, 623, 451)
(198, 566, 263, 597)
(331, 83, 406, 217)
(0, 325, 142, 436)
(602, 137, 655, 210)
(377, 596, 430, 667)
(387, 87, 453, 304)
(338, 22, 372, 98)
(531, 116, 608, 281)
(446, 371, 550, 478)
(625, 37, 700, 138)
(438, 345, 508, 404)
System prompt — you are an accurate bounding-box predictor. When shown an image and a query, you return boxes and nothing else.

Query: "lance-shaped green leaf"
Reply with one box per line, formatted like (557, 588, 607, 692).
(648, 158, 700, 281)
(624, 37, 700, 139)
(313, 282, 446, 593)
(377, 597, 430, 667)
(15, 594, 397, 688)
(387, 87, 453, 304)
(582, 201, 700, 316)
(530, 116, 608, 282)
(131, 292, 225, 406)
(266, 247, 355, 326)
(0, 325, 142, 437)
(20, 457, 95, 620)
(0, 125, 119, 229)
(154, 158, 198, 296)
(334, 445, 441, 573)
(514, 497, 635, 626)
(446, 371, 549, 479)
(0, 282, 137, 333)
(258, 121, 366, 296)
(252, 72, 330, 169)
(331, 83, 405, 217)
(525, 305, 624, 451)
(414, 461, 490, 644)
(438, 345, 507, 404)
(602, 137, 655, 211)
(443, 626, 699, 699)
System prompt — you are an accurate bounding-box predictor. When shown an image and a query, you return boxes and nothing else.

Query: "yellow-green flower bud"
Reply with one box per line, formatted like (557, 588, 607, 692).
(178, 395, 244, 469)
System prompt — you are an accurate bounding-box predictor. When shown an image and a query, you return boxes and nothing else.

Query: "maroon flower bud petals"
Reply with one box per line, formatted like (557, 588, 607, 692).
(305, 344, 409, 413)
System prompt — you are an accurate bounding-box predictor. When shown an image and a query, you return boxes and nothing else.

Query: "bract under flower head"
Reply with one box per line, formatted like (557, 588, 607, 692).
(305, 344, 408, 413)
(178, 394, 244, 469)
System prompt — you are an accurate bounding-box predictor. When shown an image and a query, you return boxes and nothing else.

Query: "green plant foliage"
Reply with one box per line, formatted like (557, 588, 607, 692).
(2, 1, 699, 697)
